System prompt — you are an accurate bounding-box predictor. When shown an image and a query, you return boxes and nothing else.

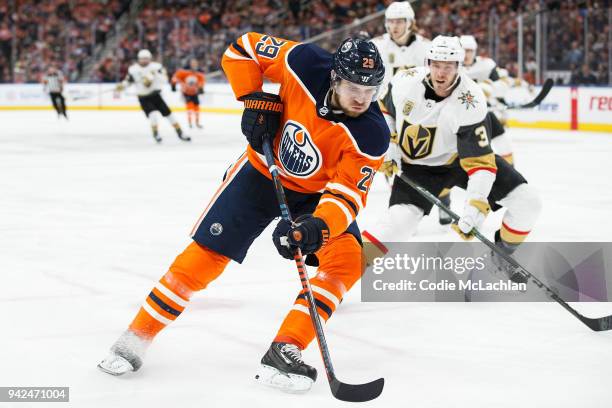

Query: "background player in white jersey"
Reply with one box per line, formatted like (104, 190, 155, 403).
(363, 36, 542, 283)
(116, 49, 189, 143)
(372, 1, 430, 88)
(460, 35, 516, 166)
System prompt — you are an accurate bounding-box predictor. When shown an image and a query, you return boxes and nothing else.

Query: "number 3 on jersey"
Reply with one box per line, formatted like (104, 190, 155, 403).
(255, 36, 286, 59)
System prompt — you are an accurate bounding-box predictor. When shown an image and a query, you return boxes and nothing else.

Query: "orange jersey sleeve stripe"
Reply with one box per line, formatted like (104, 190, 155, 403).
(314, 199, 353, 237)
(325, 181, 365, 211)
(320, 190, 358, 218)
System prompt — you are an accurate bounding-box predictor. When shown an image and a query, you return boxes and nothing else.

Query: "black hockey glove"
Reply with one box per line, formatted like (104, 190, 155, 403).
(272, 215, 330, 259)
(239, 92, 283, 154)
(171, 83, 177, 92)
(198, 87, 204, 95)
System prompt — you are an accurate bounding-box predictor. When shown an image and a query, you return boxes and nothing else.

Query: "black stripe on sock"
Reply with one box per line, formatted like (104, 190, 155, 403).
(148, 291, 182, 317)
(296, 293, 333, 318)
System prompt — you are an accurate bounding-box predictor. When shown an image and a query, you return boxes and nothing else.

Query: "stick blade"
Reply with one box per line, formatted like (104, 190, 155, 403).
(583, 314, 612, 331)
(520, 78, 553, 108)
(330, 377, 384, 402)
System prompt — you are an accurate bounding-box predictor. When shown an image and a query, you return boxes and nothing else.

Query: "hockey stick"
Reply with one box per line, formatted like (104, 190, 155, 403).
(261, 138, 385, 402)
(503, 78, 554, 109)
(397, 171, 612, 332)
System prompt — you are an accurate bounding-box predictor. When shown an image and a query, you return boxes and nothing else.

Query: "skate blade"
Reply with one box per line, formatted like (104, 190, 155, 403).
(255, 364, 313, 394)
(97, 355, 134, 376)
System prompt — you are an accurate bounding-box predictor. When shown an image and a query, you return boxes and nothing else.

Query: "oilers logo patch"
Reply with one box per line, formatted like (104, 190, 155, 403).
(279, 120, 322, 178)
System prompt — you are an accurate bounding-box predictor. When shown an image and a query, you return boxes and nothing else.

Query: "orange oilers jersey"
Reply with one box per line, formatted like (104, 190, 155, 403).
(171, 69, 206, 96)
(222, 32, 390, 238)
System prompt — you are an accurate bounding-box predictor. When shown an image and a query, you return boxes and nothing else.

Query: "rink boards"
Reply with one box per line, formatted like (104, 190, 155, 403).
(0, 83, 610, 132)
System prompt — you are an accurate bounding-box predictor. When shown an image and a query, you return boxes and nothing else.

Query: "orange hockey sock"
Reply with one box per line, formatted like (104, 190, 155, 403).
(274, 233, 362, 349)
(128, 241, 230, 340)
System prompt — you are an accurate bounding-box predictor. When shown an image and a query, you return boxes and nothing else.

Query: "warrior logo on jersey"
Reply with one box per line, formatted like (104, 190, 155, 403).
(279, 120, 322, 178)
(399, 121, 436, 160)
(459, 90, 477, 109)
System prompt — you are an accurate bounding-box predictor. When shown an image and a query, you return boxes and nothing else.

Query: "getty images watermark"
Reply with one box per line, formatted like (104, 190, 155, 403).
(361, 242, 612, 302)
(370, 252, 526, 293)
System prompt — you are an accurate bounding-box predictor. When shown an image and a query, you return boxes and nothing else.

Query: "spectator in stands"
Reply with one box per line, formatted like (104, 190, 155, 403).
(571, 63, 598, 85)
(595, 63, 609, 85)
(2, 0, 609, 86)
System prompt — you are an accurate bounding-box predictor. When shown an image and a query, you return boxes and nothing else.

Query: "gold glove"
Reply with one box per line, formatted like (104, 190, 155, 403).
(379, 160, 399, 178)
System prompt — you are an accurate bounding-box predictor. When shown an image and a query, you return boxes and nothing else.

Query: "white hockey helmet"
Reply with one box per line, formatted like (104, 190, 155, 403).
(385, 1, 415, 21)
(459, 35, 478, 51)
(137, 49, 153, 61)
(426, 35, 465, 64)
(385, 2, 415, 43)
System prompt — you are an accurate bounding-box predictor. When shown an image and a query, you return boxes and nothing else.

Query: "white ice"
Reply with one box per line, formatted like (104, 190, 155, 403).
(1, 110, 611, 408)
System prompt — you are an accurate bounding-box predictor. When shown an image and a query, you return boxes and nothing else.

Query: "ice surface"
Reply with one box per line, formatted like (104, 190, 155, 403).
(1, 110, 611, 408)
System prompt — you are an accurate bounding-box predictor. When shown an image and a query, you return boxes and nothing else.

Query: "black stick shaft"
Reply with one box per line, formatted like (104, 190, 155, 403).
(261, 139, 338, 381)
(398, 171, 612, 331)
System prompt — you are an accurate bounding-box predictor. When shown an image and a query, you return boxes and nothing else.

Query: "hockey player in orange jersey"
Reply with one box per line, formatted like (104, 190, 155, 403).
(98, 33, 390, 393)
(171, 58, 206, 128)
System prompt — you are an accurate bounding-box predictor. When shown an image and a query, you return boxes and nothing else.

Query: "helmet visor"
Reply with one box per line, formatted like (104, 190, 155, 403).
(334, 79, 381, 102)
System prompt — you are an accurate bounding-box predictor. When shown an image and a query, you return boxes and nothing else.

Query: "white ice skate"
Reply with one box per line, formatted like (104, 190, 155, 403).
(97, 330, 148, 376)
(97, 351, 135, 376)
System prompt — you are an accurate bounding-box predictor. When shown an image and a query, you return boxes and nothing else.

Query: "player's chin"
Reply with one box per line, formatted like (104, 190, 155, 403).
(344, 105, 369, 117)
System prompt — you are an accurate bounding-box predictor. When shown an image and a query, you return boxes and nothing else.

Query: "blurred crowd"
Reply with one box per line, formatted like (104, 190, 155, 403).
(93, 0, 388, 82)
(1, 0, 609, 85)
(416, 0, 609, 85)
(0, 0, 129, 83)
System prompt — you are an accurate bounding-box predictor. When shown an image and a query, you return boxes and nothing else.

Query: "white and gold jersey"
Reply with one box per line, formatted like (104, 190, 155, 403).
(125, 62, 168, 96)
(371, 33, 430, 88)
(463, 56, 516, 103)
(379, 66, 496, 175)
(464, 56, 498, 82)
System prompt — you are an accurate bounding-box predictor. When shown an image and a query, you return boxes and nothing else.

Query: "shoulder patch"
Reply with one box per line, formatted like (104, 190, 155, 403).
(341, 104, 390, 158)
(456, 77, 488, 126)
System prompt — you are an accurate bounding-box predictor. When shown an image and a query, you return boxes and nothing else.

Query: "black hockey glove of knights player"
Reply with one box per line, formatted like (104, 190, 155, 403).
(239, 92, 283, 154)
(272, 215, 330, 259)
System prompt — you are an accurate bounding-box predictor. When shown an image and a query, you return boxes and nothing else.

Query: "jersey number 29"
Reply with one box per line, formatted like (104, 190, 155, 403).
(255, 36, 286, 59)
